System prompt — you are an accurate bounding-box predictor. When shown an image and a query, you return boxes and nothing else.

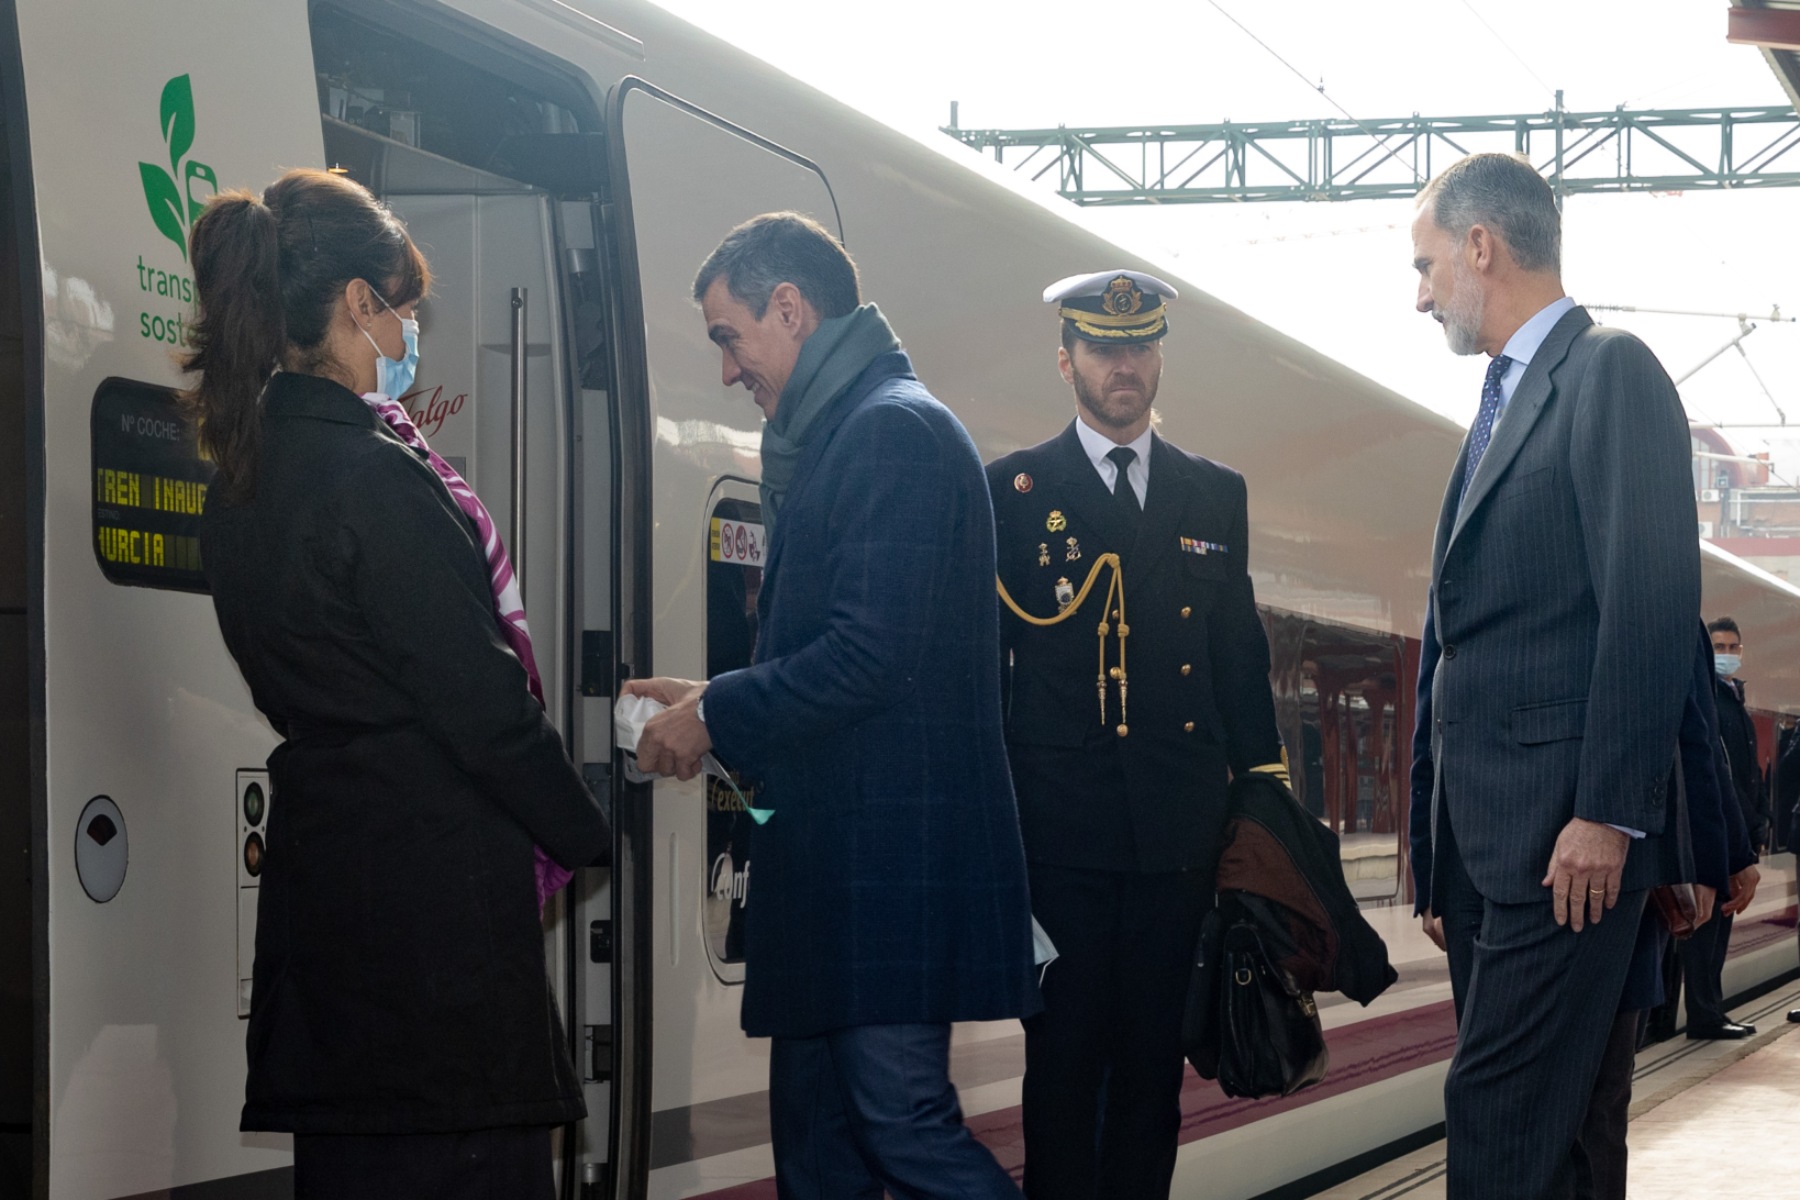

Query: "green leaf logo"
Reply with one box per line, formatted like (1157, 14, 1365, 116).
(160, 75, 195, 178)
(139, 161, 187, 262)
(138, 74, 214, 264)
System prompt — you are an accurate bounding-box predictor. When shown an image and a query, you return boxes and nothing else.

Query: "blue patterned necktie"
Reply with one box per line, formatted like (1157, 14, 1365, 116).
(1459, 354, 1513, 510)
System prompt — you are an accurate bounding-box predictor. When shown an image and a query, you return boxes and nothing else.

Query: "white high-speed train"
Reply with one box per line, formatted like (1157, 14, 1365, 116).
(0, 1, 1793, 1198)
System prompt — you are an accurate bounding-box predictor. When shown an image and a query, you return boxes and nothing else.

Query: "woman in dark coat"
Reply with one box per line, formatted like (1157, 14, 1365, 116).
(184, 169, 607, 1198)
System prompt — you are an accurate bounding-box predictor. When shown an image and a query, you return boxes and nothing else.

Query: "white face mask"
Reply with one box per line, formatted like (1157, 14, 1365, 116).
(1714, 653, 1742, 679)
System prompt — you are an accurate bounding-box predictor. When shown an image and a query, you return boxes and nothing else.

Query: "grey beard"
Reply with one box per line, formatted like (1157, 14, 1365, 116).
(1442, 261, 1486, 356)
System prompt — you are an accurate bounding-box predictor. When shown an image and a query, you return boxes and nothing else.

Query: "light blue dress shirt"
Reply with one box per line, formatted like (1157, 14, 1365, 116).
(1490, 295, 1577, 420)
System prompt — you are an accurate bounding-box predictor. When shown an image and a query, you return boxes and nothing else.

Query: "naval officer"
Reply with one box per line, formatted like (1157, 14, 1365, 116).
(987, 271, 1286, 1200)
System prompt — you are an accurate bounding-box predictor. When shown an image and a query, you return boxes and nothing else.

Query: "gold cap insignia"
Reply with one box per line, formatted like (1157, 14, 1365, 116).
(1102, 276, 1144, 316)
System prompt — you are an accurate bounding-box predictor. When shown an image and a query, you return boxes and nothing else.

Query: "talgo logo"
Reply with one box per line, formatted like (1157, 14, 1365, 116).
(137, 75, 217, 265)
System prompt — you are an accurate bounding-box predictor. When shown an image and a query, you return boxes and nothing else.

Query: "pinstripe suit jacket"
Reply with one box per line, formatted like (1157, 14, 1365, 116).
(1420, 306, 1699, 905)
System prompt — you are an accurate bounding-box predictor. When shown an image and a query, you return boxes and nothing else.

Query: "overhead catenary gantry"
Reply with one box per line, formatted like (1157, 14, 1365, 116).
(941, 98, 1800, 207)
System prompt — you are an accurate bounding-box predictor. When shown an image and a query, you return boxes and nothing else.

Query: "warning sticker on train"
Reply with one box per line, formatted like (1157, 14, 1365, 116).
(710, 517, 766, 567)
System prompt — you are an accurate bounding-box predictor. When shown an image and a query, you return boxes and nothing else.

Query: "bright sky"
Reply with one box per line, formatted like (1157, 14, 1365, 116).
(650, 0, 1800, 476)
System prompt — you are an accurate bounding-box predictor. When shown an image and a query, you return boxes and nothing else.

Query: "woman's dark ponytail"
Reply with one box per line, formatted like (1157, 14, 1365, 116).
(183, 190, 284, 504)
(182, 169, 430, 504)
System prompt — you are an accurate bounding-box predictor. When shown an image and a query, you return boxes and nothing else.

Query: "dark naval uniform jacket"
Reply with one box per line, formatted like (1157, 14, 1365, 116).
(987, 420, 1282, 875)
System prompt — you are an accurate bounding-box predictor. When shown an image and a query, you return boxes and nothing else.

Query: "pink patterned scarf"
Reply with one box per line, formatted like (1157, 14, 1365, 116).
(364, 393, 576, 911)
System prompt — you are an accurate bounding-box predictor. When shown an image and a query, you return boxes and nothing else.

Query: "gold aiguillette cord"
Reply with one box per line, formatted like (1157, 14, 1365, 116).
(996, 553, 1129, 734)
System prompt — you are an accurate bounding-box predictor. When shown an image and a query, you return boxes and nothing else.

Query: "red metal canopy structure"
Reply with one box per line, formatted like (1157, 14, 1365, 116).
(1731, 0, 1800, 108)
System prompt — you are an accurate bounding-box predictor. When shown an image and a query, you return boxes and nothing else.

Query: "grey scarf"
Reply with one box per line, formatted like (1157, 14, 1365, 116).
(759, 303, 901, 536)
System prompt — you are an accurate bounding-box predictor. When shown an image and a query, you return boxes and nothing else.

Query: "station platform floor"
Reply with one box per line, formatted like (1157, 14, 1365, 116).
(1312, 976, 1800, 1199)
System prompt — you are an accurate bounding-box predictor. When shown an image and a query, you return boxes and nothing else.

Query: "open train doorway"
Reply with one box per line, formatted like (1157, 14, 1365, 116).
(308, 4, 621, 1192)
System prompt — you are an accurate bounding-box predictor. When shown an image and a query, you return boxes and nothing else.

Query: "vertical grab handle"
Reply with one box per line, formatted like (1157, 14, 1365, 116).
(509, 287, 528, 599)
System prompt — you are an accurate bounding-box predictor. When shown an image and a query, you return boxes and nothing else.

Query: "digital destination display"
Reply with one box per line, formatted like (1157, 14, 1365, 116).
(90, 377, 215, 592)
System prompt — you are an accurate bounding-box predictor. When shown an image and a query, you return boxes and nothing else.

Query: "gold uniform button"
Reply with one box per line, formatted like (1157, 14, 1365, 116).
(1184, 721, 1195, 732)
(1180, 664, 1192, 676)
(1180, 606, 1192, 619)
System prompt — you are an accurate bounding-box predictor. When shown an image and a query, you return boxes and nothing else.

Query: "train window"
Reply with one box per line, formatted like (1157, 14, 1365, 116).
(89, 378, 213, 593)
(1270, 614, 1407, 903)
(701, 488, 766, 983)
(309, 4, 602, 192)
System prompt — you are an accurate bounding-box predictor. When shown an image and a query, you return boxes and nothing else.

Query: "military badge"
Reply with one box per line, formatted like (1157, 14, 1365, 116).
(1055, 577, 1075, 610)
(1065, 536, 1082, 562)
(1038, 542, 1051, 567)
(1046, 510, 1068, 532)
(1014, 473, 1033, 493)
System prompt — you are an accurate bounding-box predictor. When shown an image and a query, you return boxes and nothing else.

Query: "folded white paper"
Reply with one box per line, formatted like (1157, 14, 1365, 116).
(612, 693, 772, 823)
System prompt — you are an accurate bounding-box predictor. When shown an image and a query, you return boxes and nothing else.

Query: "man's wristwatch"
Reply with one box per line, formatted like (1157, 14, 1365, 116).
(695, 695, 707, 726)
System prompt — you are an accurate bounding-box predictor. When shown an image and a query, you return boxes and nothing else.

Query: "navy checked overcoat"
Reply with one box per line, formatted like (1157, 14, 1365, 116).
(704, 351, 1042, 1039)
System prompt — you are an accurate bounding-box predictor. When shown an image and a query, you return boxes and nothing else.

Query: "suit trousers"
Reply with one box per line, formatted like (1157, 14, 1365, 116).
(1570, 1008, 1640, 1200)
(1021, 863, 1211, 1200)
(1437, 815, 1645, 1200)
(1676, 910, 1733, 1029)
(768, 1023, 1017, 1200)
(292, 1126, 552, 1200)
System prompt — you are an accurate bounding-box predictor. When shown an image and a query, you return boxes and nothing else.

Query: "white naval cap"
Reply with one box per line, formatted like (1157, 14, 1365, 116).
(1041, 269, 1180, 306)
(1043, 269, 1179, 343)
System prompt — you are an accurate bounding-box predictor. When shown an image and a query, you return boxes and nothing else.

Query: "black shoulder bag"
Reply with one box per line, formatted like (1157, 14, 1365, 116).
(1183, 894, 1330, 1100)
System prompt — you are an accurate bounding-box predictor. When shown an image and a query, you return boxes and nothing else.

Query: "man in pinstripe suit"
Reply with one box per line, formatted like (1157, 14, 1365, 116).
(1409, 153, 1698, 1200)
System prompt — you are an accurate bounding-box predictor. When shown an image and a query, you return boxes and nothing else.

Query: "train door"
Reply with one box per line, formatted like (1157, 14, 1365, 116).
(0, 8, 32, 1193)
(600, 80, 840, 1196)
(309, 5, 623, 1193)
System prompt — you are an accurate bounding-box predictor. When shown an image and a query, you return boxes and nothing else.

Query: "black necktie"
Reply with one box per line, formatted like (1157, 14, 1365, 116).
(1107, 447, 1141, 523)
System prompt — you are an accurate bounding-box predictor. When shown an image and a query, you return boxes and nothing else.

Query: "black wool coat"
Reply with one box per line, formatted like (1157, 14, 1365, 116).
(705, 352, 1041, 1039)
(202, 372, 609, 1134)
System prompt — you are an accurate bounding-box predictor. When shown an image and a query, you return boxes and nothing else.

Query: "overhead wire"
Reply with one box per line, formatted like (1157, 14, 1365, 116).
(1203, 1, 1420, 184)
(1456, 0, 1557, 100)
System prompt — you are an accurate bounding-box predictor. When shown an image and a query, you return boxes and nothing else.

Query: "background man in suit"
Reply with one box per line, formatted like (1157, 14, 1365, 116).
(987, 270, 1287, 1200)
(1667, 615, 1765, 1039)
(628, 213, 1039, 1199)
(1409, 153, 1698, 1199)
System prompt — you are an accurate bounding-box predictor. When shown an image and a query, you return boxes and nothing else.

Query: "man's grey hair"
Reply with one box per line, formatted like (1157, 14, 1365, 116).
(1420, 153, 1561, 274)
(692, 212, 860, 320)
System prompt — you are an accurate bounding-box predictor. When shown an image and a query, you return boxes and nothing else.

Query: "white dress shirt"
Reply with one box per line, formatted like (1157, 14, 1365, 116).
(1074, 417, 1152, 506)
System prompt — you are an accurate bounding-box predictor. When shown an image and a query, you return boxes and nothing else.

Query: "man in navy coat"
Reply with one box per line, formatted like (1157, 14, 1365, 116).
(1409, 153, 1698, 1199)
(628, 213, 1039, 1199)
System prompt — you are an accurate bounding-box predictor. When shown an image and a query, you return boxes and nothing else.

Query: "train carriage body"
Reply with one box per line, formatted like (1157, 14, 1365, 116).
(0, 2, 1792, 1198)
